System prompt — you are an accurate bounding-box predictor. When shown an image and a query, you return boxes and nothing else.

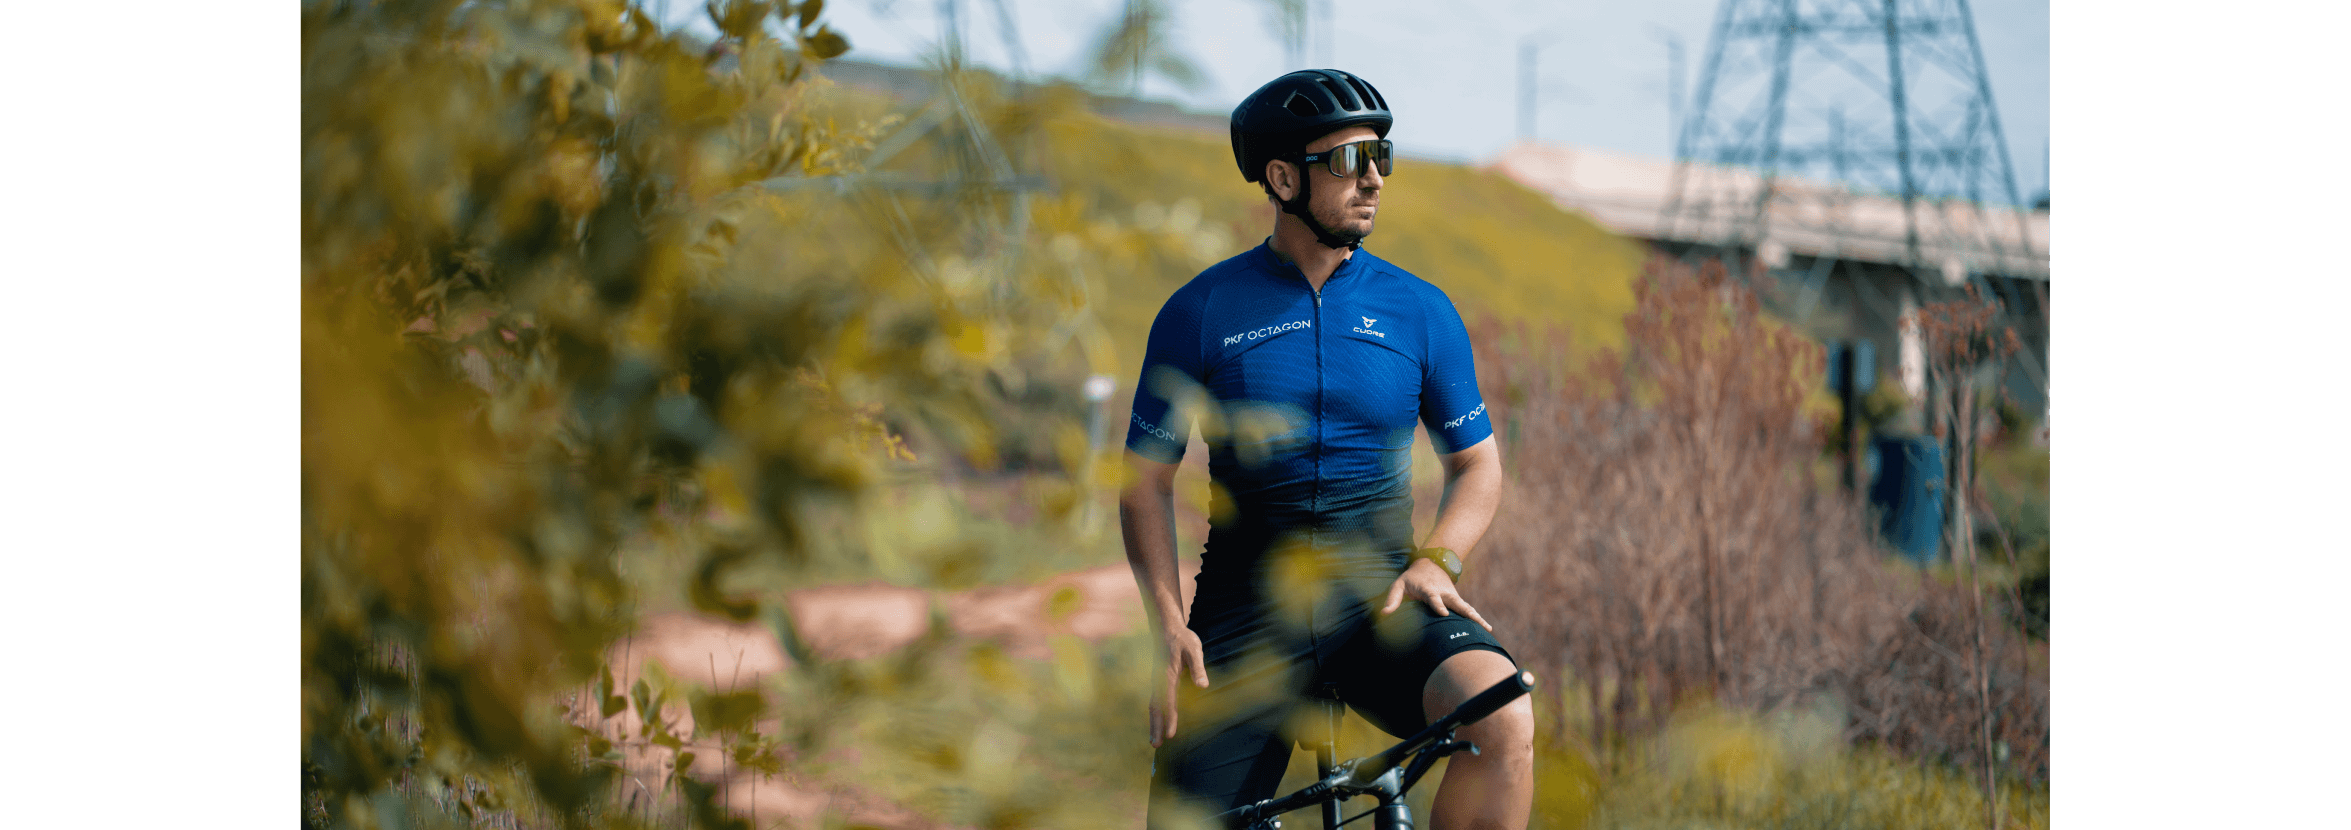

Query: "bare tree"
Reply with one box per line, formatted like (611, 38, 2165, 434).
(1458, 256, 2047, 788)
(1914, 288, 2024, 830)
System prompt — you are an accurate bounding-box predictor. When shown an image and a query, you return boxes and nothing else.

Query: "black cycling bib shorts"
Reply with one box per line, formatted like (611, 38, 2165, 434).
(1124, 243, 1515, 822)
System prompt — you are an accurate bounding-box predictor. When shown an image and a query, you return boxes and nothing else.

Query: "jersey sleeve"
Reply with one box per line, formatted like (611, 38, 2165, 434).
(1418, 288, 1492, 454)
(1124, 287, 1206, 463)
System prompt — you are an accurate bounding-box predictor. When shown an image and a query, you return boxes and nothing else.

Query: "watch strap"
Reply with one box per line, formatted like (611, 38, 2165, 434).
(1411, 547, 1463, 582)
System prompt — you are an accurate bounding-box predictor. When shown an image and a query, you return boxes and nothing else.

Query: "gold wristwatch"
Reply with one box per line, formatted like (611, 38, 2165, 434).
(1410, 547, 1464, 583)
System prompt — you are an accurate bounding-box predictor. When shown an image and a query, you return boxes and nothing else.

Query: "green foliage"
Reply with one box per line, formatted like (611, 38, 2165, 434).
(774, 73, 1644, 386)
(1486, 693, 2053, 830)
(1979, 444, 2050, 639)
(1860, 370, 1912, 430)
(1017, 106, 1643, 376)
(1370, 159, 1646, 354)
(1255, 693, 2048, 830)
(302, 2, 2029, 826)
(301, 2, 1177, 827)
(758, 634, 1158, 825)
(1993, 397, 2032, 442)
(1567, 705, 2050, 830)
(2010, 560, 2049, 642)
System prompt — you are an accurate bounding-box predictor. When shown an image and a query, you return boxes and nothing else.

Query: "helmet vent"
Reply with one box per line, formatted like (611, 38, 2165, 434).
(1316, 77, 1361, 111)
(1283, 91, 1322, 117)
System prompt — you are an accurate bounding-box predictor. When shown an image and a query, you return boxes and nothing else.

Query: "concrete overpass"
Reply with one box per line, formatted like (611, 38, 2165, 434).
(1490, 141, 2050, 424)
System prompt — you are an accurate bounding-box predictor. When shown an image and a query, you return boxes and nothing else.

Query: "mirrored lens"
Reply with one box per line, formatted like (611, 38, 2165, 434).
(1321, 140, 1394, 178)
(1325, 144, 1360, 178)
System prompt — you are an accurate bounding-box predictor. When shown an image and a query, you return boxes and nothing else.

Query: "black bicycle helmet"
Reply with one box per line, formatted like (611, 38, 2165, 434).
(1231, 69, 1393, 184)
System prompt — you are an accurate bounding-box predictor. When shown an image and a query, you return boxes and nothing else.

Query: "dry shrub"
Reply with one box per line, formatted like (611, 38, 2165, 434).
(1463, 255, 2047, 783)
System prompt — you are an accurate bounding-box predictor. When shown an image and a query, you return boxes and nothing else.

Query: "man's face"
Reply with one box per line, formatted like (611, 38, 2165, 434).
(1269, 125, 1384, 237)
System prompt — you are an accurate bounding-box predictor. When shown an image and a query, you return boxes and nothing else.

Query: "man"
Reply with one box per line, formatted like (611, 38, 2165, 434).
(1119, 69, 1532, 830)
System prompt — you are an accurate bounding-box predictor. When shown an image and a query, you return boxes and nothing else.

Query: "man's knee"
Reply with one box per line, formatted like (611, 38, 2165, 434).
(1460, 695, 1534, 767)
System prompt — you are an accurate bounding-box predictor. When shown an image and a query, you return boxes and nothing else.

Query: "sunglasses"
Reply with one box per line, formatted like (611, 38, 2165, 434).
(1293, 139, 1394, 179)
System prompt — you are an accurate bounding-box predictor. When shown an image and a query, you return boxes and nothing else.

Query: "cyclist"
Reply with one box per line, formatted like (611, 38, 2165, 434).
(1119, 69, 1533, 829)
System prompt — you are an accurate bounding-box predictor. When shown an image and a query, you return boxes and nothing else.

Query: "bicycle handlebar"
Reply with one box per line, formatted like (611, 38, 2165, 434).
(1434, 669, 1537, 739)
(1218, 670, 1536, 827)
(1344, 670, 1535, 788)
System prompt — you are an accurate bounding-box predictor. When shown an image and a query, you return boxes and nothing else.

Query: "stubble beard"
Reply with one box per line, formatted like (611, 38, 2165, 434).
(1279, 172, 1378, 250)
(1318, 196, 1375, 240)
(1303, 182, 1375, 247)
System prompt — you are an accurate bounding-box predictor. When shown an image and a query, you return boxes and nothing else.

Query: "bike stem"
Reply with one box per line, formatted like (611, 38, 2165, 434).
(1227, 672, 1532, 830)
(1234, 734, 1482, 830)
(1319, 697, 1341, 830)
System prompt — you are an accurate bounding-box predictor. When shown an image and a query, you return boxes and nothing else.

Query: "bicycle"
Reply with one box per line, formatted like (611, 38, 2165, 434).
(1214, 670, 1536, 830)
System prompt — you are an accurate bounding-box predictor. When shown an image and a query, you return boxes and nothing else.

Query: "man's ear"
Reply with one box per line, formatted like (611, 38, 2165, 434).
(1265, 159, 1295, 202)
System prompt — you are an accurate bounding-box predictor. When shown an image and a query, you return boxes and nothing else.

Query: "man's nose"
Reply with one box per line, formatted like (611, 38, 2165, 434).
(1358, 163, 1383, 190)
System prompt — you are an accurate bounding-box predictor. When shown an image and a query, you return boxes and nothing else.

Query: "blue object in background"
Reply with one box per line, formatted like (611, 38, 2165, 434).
(1828, 340, 1877, 396)
(1867, 436, 1945, 564)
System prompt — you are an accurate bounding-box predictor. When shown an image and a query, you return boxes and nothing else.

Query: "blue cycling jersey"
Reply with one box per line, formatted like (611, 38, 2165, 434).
(1125, 242, 1491, 590)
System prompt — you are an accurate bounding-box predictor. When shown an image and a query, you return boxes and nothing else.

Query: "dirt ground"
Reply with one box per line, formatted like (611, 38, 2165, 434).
(590, 558, 1198, 829)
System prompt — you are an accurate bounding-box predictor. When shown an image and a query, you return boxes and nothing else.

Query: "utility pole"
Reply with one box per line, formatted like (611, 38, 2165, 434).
(1831, 339, 1875, 493)
(1665, 33, 1684, 153)
(981, 0, 1029, 82)
(1518, 37, 1536, 141)
(939, 0, 963, 65)
(1081, 374, 1116, 532)
(1515, 22, 1577, 144)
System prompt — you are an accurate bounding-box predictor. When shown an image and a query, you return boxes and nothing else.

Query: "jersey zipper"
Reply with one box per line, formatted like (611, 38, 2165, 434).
(1311, 284, 1324, 535)
(1308, 283, 1327, 655)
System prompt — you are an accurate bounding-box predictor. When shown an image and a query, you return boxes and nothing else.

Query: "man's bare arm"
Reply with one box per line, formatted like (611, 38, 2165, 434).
(1423, 434, 1503, 556)
(1119, 450, 1189, 636)
(1380, 434, 1504, 626)
(1118, 449, 1209, 747)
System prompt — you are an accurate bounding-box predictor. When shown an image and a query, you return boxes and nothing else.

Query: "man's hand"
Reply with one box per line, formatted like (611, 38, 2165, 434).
(1378, 558, 1494, 631)
(1152, 627, 1211, 748)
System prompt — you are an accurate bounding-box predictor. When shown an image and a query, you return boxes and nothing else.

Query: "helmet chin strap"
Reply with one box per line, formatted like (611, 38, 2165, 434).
(1279, 171, 1365, 251)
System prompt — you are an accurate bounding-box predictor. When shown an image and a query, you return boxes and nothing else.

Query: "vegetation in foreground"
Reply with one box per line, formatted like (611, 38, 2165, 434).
(300, 2, 2047, 828)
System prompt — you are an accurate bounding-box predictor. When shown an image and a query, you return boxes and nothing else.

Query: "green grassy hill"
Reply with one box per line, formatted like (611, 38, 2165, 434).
(1030, 112, 1645, 369)
(810, 74, 1645, 376)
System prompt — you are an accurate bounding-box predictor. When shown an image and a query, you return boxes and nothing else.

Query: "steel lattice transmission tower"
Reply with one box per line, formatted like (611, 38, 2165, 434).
(1662, 0, 2041, 293)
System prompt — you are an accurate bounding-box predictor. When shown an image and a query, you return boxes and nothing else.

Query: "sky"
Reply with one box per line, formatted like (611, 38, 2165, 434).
(655, 0, 2050, 197)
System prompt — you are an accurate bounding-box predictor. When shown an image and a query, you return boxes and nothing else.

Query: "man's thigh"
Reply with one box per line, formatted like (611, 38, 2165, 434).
(1420, 648, 1522, 727)
(1328, 600, 1515, 740)
(1148, 636, 1314, 827)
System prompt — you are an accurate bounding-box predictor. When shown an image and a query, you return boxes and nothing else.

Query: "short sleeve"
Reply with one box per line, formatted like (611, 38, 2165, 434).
(1418, 289, 1491, 454)
(1124, 288, 1206, 463)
